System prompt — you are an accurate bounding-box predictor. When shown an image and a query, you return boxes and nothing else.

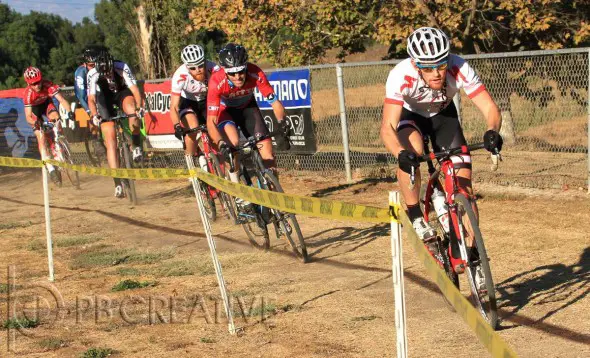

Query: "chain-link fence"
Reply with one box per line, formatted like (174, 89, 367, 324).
(4, 48, 587, 189)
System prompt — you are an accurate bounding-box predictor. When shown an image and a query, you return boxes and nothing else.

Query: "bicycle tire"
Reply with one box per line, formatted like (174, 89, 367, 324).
(119, 139, 138, 205)
(198, 178, 217, 222)
(209, 152, 237, 223)
(453, 193, 498, 329)
(238, 171, 270, 250)
(260, 171, 308, 263)
(56, 137, 80, 189)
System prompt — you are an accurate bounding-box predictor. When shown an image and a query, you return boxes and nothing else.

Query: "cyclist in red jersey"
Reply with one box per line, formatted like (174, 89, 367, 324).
(206, 43, 290, 180)
(22, 66, 74, 185)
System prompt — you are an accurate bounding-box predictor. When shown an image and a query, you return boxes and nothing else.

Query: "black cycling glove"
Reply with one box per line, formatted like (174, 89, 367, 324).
(483, 130, 503, 153)
(397, 150, 420, 174)
(274, 120, 291, 151)
(174, 123, 184, 141)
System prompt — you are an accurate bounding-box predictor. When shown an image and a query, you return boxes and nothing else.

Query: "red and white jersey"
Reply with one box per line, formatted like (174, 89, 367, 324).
(87, 60, 137, 96)
(206, 63, 275, 118)
(23, 80, 60, 107)
(385, 54, 485, 117)
(170, 60, 217, 102)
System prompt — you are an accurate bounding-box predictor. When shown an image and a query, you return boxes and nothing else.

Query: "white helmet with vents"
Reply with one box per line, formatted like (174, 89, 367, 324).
(407, 27, 450, 65)
(181, 44, 205, 65)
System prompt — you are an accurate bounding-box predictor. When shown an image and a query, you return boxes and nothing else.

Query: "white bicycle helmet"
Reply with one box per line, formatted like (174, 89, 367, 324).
(407, 27, 450, 65)
(181, 44, 205, 66)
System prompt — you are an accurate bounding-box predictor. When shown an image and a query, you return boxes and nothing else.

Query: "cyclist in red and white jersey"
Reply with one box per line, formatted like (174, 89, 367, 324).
(380, 27, 503, 241)
(22, 66, 74, 185)
(87, 50, 145, 198)
(206, 43, 290, 177)
(170, 44, 218, 155)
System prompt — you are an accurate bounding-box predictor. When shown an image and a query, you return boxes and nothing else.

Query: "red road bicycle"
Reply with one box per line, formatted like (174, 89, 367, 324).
(182, 125, 237, 223)
(415, 137, 498, 329)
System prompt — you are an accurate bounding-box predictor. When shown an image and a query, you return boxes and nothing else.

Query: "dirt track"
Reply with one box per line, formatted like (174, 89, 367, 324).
(0, 168, 588, 357)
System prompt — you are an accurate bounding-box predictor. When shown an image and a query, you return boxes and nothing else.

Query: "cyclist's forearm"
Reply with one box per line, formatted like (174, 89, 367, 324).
(271, 100, 285, 122)
(129, 85, 143, 108)
(170, 96, 181, 126)
(55, 93, 71, 112)
(206, 115, 222, 143)
(24, 108, 35, 127)
(485, 104, 501, 132)
(88, 95, 98, 117)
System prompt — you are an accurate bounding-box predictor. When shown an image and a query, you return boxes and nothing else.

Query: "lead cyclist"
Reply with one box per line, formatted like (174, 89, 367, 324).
(380, 27, 504, 242)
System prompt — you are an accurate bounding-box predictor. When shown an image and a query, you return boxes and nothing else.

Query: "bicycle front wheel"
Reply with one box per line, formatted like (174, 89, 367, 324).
(119, 140, 138, 205)
(56, 137, 80, 189)
(261, 171, 308, 263)
(453, 193, 498, 329)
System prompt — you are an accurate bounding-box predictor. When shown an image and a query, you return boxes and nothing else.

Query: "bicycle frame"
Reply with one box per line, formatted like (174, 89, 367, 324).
(186, 125, 224, 199)
(421, 142, 482, 273)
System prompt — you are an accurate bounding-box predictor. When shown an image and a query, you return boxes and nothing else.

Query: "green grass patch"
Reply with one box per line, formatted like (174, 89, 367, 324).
(79, 347, 114, 358)
(240, 303, 277, 318)
(126, 248, 175, 264)
(111, 279, 157, 292)
(2, 317, 39, 329)
(56, 235, 102, 248)
(0, 221, 33, 230)
(200, 337, 215, 344)
(26, 239, 46, 252)
(69, 245, 132, 269)
(38, 337, 67, 350)
(151, 256, 214, 277)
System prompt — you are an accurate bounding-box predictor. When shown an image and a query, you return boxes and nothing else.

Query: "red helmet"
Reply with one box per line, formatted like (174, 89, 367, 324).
(23, 66, 42, 85)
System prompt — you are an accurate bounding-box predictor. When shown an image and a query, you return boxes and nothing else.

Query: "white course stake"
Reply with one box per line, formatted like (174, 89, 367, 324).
(186, 155, 237, 334)
(42, 165, 55, 282)
(390, 191, 407, 357)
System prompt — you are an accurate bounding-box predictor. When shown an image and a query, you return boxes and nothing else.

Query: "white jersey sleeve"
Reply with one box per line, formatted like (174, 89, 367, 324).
(86, 68, 99, 96)
(385, 62, 416, 106)
(114, 61, 137, 88)
(171, 66, 189, 96)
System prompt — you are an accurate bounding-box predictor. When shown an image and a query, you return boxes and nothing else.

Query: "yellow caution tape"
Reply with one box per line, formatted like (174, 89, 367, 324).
(0, 156, 43, 168)
(196, 169, 396, 224)
(393, 203, 519, 357)
(45, 160, 191, 180)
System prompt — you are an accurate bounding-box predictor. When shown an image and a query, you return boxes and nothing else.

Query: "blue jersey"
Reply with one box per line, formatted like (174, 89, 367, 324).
(74, 65, 89, 112)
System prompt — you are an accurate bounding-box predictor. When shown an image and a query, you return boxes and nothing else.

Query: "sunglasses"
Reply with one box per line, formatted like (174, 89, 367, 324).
(416, 62, 448, 73)
(188, 64, 205, 71)
(31, 81, 42, 86)
(226, 69, 246, 77)
(87, 63, 96, 69)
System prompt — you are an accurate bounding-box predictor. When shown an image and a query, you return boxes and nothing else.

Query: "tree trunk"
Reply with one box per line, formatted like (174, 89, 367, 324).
(136, 4, 153, 79)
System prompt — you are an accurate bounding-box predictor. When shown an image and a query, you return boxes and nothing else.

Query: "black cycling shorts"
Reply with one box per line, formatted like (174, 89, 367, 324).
(31, 99, 58, 121)
(179, 97, 206, 125)
(96, 87, 133, 119)
(217, 99, 270, 140)
(397, 102, 471, 169)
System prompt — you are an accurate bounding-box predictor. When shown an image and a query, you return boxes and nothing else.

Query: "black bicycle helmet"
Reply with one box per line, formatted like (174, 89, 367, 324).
(218, 43, 248, 69)
(83, 46, 104, 63)
(95, 50, 114, 77)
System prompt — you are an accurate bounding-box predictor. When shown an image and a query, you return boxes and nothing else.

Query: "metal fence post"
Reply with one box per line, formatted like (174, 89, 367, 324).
(587, 49, 590, 193)
(336, 63, 353, 183)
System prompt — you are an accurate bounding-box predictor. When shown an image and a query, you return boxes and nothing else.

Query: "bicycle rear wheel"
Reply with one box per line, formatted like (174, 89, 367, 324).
(453, 193, 498, 329)
(209, 152, 237, 223)
(56, 137, 80, 189)
(119, 138, 138, 205)
(261, 171, 308, 263)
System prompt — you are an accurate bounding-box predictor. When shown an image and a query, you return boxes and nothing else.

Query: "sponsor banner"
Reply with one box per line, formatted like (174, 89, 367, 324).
(258, 70, 315, 153)
(0, 97, 39, 158)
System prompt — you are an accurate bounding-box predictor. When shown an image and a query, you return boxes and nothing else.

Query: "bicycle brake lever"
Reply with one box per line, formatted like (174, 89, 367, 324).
(490, 152, 502, 171)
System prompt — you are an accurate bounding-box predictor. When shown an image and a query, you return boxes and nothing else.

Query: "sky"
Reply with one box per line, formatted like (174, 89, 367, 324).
(3, 0, 99, 24)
